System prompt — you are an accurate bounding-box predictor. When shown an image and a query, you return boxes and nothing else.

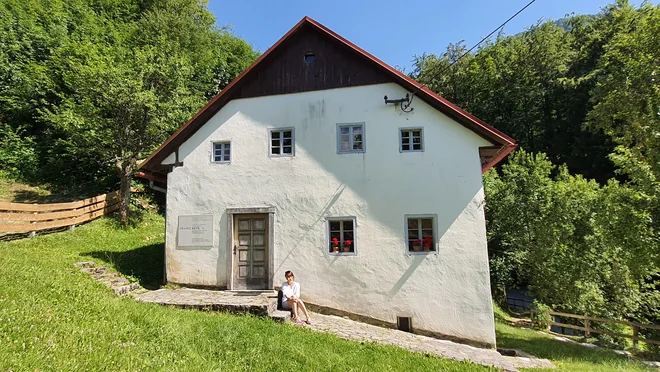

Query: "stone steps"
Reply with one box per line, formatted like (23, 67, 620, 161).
(113, 282, 141, 296)
(75, 261, 143, 297)
(76, 262, 293, 323)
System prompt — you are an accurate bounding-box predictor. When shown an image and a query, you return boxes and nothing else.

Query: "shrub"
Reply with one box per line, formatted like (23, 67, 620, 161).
(531, 302, 551, 330)
(0, 123, 39, 180)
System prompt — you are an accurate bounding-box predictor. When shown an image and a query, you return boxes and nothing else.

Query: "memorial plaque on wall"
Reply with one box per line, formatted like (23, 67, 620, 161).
(177, 215, 214, 247)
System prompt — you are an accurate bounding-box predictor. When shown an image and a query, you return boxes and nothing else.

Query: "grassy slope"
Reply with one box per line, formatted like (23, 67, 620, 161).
(0, 213, 488, 371)
(0, 175, 80, 203)
(494, 307, 654, 372)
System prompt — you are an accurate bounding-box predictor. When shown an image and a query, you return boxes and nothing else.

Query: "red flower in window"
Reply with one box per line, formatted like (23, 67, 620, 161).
(343, 239, 352, 247)
(413, 239, 422, 245)
(331, 237, 340, 247)
(423, 237, 433, 249)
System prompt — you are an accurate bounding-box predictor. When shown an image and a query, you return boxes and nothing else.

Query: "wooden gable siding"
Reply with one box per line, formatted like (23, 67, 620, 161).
(233, 24, 392, 99)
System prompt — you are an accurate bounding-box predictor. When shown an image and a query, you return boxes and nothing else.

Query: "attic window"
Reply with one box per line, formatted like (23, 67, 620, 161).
(304, 52, 315, 64)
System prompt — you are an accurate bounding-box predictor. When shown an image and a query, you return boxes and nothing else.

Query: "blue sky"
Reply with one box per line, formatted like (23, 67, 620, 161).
(210, 0, 657, 72)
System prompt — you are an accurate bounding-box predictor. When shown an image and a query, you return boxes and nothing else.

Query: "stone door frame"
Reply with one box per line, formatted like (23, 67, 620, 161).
(226, 207, 275, 290)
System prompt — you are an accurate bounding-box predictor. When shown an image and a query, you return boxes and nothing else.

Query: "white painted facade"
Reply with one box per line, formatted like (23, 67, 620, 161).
(163, 82, 497, 347)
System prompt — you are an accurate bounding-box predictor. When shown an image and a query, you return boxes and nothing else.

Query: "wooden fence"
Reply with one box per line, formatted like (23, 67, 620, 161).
(531, 309, 660, 348)
(0, 190, 121, 237)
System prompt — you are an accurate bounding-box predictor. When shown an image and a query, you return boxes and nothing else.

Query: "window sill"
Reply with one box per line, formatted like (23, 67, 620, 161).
(328, 252, 357, 256)
(407, 250, 437, 256)
(337, 151, 365, 155)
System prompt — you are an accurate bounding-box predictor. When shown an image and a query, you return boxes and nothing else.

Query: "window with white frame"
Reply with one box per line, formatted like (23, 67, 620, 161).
(337, 123, 365, 153)
(400, 128, 423, 152)
(405, 215, 436, 252)
(269, 128, 294, 156)
(327, 218, 356, 254)
(213, 142, 231, 162)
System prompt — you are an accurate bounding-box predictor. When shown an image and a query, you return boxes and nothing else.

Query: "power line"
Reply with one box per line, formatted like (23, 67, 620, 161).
(449, 0, 538, 69)
(412, 0, 538, 97)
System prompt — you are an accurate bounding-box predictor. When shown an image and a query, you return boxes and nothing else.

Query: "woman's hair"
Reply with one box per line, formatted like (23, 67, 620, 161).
(285, 270, 294, 278)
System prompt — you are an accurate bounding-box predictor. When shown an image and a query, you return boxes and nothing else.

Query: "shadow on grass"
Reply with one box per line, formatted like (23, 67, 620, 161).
(496, 326, 643, 366)
(101, 208, 146, 228)
(11, 189, 82, 203)
(81, 243, 164, 289)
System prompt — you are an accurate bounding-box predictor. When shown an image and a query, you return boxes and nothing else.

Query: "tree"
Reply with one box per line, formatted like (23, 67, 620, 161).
(485, 150, 656, 317)
(412, 14, 618, 182)
(38, 0, 256, 224)
(587, 1, 660, 216)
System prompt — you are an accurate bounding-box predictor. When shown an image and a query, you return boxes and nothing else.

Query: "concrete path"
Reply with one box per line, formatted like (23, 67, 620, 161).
(75, 278, 555, 371)
(304, 312, 520, 371)
(132, 288, 523, 370)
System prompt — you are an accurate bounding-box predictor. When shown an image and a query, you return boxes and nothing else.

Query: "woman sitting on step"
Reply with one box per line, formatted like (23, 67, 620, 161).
(281, 270, 311, 325)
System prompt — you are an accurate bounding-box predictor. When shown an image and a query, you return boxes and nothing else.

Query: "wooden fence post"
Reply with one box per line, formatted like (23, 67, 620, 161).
(584, 316, 591, 338)
(633, 325, 639, 349)
(29, 212, 37, 238)
(546, 310, 551, 331)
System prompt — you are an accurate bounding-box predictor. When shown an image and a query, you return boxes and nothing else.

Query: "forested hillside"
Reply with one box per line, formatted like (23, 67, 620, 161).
(414, 0, 660, 342)
(0, 0, 257, 223)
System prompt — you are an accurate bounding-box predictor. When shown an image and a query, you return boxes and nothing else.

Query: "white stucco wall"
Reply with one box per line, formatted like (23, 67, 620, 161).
(164, 82, 496, 347)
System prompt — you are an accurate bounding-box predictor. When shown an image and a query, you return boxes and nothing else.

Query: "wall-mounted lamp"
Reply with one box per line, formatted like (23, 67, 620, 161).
(384, 93, 413, 112)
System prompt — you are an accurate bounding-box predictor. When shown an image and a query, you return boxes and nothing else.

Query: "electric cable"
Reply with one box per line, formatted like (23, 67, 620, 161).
(408, 0, 539, 99)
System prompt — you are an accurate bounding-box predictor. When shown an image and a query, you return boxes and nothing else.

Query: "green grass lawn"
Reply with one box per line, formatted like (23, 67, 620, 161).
(0, 212, 490, 371)
(1, 211, 656, 371)
(495, 310, 654, 372)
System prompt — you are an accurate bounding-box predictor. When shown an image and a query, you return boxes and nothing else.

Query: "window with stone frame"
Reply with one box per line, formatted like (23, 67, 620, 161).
(337, 123, 365, 153)
(328, 218, 356, 254)
(213, 142, 231, 162)
(406, 215, 436, 252)
(400, 128, 423, 152)
(270, 128, 294, 156)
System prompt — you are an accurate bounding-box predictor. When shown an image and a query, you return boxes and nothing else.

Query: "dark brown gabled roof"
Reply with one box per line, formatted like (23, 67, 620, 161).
(139, 16, 516, 176)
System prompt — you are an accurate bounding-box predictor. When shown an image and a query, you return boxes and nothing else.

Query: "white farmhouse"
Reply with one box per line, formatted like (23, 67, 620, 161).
(138, 16, 516, 348)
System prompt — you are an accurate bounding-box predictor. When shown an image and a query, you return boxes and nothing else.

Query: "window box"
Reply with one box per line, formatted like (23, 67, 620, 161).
(405, 215, 437, 253)
(327, 217, 356, 255)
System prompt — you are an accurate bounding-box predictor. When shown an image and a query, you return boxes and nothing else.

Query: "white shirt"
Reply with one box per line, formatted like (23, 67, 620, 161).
(281, 281, 300, 306)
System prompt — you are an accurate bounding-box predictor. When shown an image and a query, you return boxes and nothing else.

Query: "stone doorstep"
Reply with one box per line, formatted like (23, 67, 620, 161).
(134, 288, 276, 318)
(268, 309, 291, 323)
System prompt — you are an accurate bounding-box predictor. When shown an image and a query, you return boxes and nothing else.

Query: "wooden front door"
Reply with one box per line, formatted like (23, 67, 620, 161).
(233, 214, 268, 290)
